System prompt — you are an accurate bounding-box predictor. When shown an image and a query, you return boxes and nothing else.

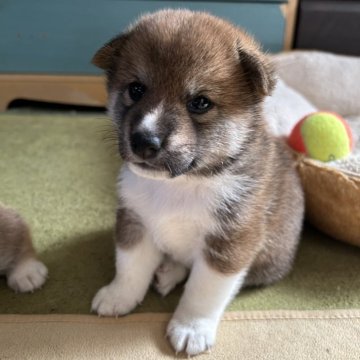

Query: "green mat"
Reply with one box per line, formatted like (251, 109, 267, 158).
(0, 113, 359, 314)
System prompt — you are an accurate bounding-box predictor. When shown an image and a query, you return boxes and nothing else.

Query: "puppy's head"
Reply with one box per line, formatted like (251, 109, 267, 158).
(94, 10, 275, 179)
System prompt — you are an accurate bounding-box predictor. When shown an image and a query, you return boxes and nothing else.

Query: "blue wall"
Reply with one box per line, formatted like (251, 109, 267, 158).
(0, 0, 286, 74)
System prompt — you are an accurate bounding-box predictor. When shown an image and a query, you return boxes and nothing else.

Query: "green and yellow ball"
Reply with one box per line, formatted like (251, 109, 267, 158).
(288, 112, 354, 162)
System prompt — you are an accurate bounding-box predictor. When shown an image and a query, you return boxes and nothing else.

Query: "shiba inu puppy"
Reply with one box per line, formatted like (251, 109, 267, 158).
(91, 10, 304, 355)
(0, 204, 47, 292)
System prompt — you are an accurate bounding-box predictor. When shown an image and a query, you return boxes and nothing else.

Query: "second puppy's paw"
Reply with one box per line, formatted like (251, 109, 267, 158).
(167, 316, 217, 356)
(91, 281, 138, 317)
(7, 258, 48, 293)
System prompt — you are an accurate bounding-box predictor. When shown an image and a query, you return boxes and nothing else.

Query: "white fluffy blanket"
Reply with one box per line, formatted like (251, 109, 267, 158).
(265, 51, 360, 175)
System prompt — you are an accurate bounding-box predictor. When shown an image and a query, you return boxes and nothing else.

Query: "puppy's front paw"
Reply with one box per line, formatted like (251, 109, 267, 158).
(7, 258, 48, 293)
(154, 261, 187, 297)
(91, 281, 138, 317)
(167, 317, 217, 356)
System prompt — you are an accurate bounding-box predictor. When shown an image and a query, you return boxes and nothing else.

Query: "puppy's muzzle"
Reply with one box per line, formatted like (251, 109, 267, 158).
(130, 131, 163, 160)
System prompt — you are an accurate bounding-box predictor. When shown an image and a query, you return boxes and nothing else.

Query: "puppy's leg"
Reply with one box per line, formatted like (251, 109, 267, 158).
(0, 205, 48, 293)
(167, 223, 263, 356)
(154, 257, 188, 297)
(167, 257, 248, 356)
(92, 208, 162, 316)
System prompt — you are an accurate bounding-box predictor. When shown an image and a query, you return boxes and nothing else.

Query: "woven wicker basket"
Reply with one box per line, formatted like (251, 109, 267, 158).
(296, 156, 360, 247)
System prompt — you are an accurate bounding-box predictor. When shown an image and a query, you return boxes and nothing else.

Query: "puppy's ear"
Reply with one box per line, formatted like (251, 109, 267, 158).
(237, 38, 275, 96)
(92, 35, 128, 70)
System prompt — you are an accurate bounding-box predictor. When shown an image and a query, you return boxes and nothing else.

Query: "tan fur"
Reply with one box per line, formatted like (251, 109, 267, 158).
(115, 208, 144, 249)
(205, 138, 304, 285)
(0, 205, 35, 273)
(0, 204, 48, 292)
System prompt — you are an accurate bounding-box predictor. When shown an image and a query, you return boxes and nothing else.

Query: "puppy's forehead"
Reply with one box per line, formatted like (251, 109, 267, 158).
(121, 12, 240, 86)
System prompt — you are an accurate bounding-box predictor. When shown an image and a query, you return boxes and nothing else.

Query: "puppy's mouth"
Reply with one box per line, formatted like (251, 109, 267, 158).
(128, 162, 170, 180)
(136, 161, 159, 171)
(128, 158, 196, 180)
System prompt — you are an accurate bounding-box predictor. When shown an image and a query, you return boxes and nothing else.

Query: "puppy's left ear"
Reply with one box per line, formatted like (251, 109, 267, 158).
(92, 34, 128, 70)
(237, 38, 275, 96)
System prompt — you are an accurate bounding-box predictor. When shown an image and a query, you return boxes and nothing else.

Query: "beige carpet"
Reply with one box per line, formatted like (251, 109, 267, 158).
(1, 310, 359, 359)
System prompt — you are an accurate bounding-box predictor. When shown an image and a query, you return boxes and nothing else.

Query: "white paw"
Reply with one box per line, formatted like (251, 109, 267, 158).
(91, 281, 138, 317)
(167, 317, 217, 356)
(8, 258, 48, 293)
(154, 261, 187, 297)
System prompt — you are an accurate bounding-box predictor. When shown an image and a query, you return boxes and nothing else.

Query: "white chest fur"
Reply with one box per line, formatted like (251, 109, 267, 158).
(118, 166, 230, 265)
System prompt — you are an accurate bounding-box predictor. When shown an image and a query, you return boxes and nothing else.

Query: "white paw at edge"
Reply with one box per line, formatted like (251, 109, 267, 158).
(167, 317, 217, 356)
(7, 258, 48, 293)
(91, 281, 138, 317)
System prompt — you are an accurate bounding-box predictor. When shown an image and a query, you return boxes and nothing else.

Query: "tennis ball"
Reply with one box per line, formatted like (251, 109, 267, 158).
(288, 112, 353, 162)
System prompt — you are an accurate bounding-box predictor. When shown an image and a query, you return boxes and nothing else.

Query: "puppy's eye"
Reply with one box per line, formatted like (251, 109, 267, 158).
(128, 82, 146, 102)
(187, 96, 213, 114)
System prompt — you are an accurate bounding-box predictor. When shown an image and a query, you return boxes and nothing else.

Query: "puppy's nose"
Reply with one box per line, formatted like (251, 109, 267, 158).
(130, 132, 162, 160)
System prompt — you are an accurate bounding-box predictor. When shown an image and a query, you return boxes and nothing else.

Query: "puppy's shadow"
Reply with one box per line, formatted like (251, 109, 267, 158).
(0, 230, 113, 314)
(233, 225, 360, 310)
(281, 225, 360, 304)
(0, 228, 182, 315)
(0, 228, 182, 357)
